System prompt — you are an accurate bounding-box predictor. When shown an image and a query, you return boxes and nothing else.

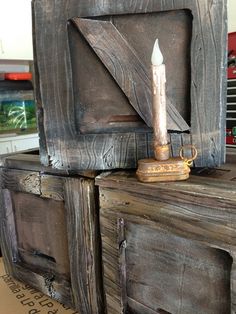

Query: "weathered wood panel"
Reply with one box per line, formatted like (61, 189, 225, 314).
(12, 191, 70, 277)
(0, 153, 40, 169)
(126, 221, 230, 314)
(0, 189, 19, 276)
(73, 17, 189, 131)
(33, 0, 227, 169)
(111, 10, 192, 125)
(41, 174, 65, 201)
(0, 153, 98, 178)
(0, 188, 73, 306)
(97, 169, 236, 313)
(1, 169, 40, 195)
(99, 214, 124, 314)
(0, 158, 104, 313)
(64, 177, 104, 313)
(14, 263, 73, 307)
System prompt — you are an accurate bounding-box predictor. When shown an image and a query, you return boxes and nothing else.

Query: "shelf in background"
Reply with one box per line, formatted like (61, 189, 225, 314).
(0, 132, 39, 155)
(226, 78, 236, 146)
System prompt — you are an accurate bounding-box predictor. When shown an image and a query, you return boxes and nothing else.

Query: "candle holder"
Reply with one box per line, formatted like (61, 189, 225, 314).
(136, 144, 197, 183)
(136, 39, 197, 183)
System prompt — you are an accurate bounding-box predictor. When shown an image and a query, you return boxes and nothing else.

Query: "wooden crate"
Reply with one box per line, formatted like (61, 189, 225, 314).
(33, 0, 227, 170)
(96, 167, 236, 314)
(0, 154, 104, 314)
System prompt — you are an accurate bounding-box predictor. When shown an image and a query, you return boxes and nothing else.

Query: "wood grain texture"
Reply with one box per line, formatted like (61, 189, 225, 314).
(0, 153, 41, 170)
(64, 177, 104, 313)
(0, 153, 98, 178)
(12, 191, 70, 277)
(1, 169, 40, 195)
(99, 214, 124, 314)
(0, 189, 19, 276)
(41, 174, 65, 201)
(97, 168, 236, 313)
(127, 297, 171, 314)
(32, 0, 227, 169)
(111, 11, 192, 125)
(0, 186, 74, 307)
(230, 251, 236, 314)
(0, 162, 104, 313)
(73, 17, 188, 131)
(14, 263, 74, 307)
(0, 189, 73, 306)
(125, 221, 230, 314)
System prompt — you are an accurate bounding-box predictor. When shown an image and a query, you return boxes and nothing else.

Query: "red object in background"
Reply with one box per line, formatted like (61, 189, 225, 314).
(228, 32, 236, 79)
(226, 128, 236, 145)
(4, 72, 32, 81)
(228, 67, 236, 79)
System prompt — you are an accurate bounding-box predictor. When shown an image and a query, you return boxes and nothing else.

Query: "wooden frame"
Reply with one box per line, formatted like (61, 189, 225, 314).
(96, 169, 236, 313)
(33, 0, 227, 170)
(0, 155, 104, 313)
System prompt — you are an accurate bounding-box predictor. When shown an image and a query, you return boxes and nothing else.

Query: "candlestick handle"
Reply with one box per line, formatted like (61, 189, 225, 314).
(179, 145, 198, 166)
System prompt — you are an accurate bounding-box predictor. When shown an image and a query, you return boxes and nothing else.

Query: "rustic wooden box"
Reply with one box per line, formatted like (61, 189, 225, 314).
(96, 166, 236, 314)
(0, 154, 104, 313)
(33, 0, 227, 170)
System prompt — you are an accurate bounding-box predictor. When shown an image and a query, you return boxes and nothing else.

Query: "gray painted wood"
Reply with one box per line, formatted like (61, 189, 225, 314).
(0, 153, 98, 178)
(64, 177, 104, 313)
(32, 0, 227, 170)
(73, 17, 189, 131)
(0, 160, 104, 313)
(97, 169, 236, 313)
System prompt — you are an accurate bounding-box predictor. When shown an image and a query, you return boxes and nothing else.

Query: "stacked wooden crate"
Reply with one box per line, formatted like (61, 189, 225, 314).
(0, 154, 104, 312)
(96, 166, 236, 313)
(0, 0, 228, 313)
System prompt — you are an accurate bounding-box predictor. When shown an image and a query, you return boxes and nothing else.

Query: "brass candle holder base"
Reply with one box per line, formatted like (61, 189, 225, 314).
(136, 144, 197, 183)
(136, 157, 190, 183)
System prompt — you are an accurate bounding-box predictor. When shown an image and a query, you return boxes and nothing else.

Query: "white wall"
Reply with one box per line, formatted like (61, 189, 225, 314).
(228, 0, 236, 33)
(0, 0, 33, 60)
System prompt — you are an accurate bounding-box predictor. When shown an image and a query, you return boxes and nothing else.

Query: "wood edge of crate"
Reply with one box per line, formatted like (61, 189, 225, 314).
(0, 153, 98, 178)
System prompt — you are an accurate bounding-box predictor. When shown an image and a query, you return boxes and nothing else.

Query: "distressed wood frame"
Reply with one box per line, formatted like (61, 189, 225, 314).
(33, 0, 227, 169)
(96, 171, 236, 313)
(0, 162, 104, 313)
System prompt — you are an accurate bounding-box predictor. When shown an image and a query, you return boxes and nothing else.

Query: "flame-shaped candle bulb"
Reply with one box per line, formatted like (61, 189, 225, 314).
(151, 39, 164, 66)
(151, 38, 169, 160)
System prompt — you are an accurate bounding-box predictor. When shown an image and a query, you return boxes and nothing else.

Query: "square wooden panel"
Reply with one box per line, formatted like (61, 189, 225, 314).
(68, 10, 192, 133)
(96, 171, 236, 314)
(125, 221, 231, 313)
(0, 165, 104, 313)
(33, 0, 227, 170)
(12, 191, 70, 278)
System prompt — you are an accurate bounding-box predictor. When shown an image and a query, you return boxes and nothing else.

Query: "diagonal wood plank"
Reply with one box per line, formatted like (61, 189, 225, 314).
(72, 17, 189, 131)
